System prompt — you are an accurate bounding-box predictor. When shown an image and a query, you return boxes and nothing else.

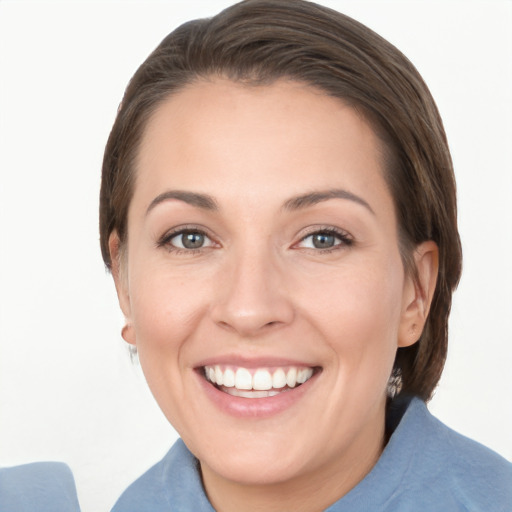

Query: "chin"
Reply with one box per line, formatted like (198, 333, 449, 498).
(200, 447, 311, 486)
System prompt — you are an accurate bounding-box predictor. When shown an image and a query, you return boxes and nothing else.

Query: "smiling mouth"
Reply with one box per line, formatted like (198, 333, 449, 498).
(203, 365, 318, 398)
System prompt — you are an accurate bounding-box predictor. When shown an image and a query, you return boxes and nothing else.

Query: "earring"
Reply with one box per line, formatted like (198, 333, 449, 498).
(387, 368, 402, 399)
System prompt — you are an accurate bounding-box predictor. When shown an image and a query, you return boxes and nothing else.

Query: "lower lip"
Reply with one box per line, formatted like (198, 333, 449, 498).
(196, 370, 319, 418)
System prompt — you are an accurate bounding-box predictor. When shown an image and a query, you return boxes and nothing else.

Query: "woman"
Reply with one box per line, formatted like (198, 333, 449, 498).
(99, 1, 512, 510)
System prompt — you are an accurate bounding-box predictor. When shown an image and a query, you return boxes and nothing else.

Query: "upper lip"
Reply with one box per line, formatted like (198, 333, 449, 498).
(195, 354, 319, 370)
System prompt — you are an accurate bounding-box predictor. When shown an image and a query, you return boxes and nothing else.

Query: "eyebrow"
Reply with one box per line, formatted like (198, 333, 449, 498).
(146, 190, 219, 215)
(282, 189, 375, 214)
(146, 188, 373, 216)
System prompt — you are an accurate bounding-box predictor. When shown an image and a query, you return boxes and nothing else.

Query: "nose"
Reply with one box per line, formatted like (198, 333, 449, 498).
(210, 245, 295, 337)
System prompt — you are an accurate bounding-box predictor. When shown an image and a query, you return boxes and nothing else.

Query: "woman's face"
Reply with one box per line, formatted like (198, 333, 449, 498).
(112, 79, 433, 497)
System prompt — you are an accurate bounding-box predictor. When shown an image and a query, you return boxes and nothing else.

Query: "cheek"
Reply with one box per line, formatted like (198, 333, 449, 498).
(298, 259, 404, 366)
(126, 270, 211, 431)
(129, 268, 209, 356)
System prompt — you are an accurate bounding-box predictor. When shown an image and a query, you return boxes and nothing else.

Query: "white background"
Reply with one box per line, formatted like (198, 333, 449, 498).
(0, 1, 511, 511)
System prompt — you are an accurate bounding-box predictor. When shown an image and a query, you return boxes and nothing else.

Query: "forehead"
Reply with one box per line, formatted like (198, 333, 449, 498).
(133, 79, 391, 214)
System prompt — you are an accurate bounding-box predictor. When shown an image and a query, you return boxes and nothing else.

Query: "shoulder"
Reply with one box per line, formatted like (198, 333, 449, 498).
(395, 397, 512, 511)
(337, 397, 512, 511)
(0, 461, 81, 512)
(111, 439, 214, 512)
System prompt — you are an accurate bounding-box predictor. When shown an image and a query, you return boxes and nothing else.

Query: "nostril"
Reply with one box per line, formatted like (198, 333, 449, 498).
(217, 321, 236, 332)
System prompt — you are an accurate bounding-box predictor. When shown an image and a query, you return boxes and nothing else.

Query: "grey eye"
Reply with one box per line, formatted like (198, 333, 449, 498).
(182, 232, 204, 249)
(170, 231, 212, 250)
(299, 231, 343, 249)
(311, 233, 336, 249)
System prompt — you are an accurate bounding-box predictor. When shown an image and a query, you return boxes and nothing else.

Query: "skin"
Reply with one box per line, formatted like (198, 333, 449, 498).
(110, 79, 438, 512)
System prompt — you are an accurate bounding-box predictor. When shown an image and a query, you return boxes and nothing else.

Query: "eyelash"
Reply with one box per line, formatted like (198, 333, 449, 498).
(156, 226, 354, 255)
(296, 227, 354, 253)
(157, 226, 215, 255)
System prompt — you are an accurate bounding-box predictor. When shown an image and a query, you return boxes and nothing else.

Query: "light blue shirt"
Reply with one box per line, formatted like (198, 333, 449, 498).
(0, 461, 81, 512)
(111, 397, 512, 511)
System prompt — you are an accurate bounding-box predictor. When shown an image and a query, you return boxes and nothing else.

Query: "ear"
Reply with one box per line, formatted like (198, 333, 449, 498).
(109, 231, 136, 346)
(398, 241, 439, 348)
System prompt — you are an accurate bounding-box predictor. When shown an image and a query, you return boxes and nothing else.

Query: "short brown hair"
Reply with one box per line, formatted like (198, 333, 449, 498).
(100, 0, 462, 400)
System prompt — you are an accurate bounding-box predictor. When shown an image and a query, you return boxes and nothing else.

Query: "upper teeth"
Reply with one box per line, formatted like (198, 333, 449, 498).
(204, 365, 314, 390)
